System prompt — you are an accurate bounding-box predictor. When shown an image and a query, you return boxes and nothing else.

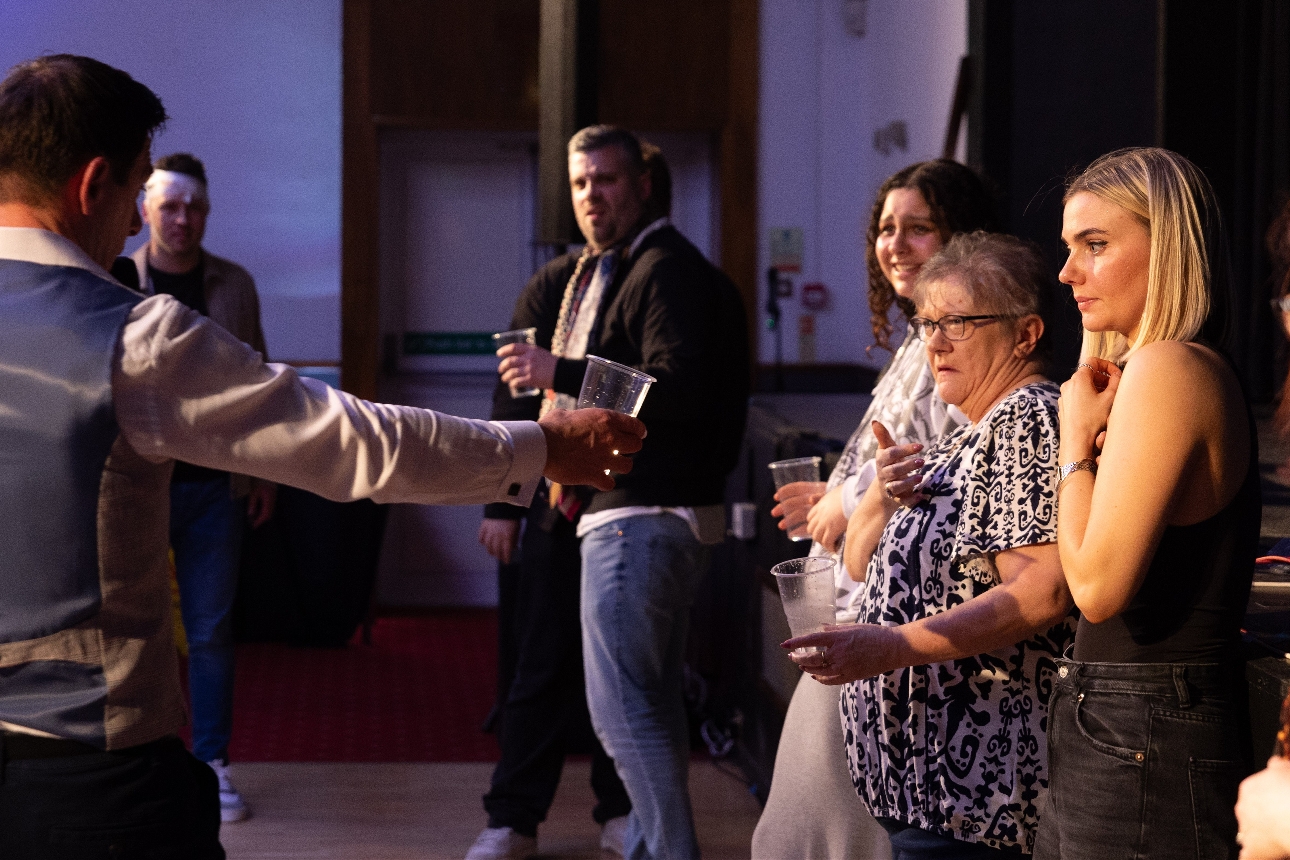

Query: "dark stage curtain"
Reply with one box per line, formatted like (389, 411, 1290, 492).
(1228, 1, 1290, 400)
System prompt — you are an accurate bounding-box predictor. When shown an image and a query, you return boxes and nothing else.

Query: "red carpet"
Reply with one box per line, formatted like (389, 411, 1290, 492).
(199, 613, 503, 762)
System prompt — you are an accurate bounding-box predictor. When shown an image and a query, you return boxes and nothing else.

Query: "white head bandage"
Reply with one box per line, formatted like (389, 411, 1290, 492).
(144, 169, 209, 207)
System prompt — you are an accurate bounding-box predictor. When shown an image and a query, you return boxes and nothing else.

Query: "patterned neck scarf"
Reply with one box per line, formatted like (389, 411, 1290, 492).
(541, 246, 620, 417)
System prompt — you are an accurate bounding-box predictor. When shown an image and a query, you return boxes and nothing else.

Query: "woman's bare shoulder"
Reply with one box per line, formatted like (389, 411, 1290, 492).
(1119, 340, 1246, 448)
(1122, 340, 1237, 400)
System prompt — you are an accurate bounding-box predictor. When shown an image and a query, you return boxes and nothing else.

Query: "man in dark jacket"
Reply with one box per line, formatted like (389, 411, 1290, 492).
(494, 126, 749, 860)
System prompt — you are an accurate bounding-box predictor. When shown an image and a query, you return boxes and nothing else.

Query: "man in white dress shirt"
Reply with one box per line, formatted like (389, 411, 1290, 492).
(0, 54, 643, 860)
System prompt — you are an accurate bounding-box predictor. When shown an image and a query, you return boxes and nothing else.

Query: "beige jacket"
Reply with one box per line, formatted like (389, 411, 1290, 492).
(131, 246, 268, 495)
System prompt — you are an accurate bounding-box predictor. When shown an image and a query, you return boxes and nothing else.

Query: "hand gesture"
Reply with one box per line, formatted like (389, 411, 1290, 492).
(498, 343, 558, 392)
(781, 623, 899, 685)
(538, 408, 646, 492)
(872, 421, 925, 506)
(1059, 357, 1121, 461)
(245, 480, 277, 529)
(771, 480, 827, 539)
(806, 485, 847, 551)
(479, 517, 522, 564)
(1236, 757, 1290, 860)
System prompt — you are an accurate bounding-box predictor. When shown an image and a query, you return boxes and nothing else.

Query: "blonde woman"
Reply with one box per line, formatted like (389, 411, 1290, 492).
(1034, 148, 1258, 859)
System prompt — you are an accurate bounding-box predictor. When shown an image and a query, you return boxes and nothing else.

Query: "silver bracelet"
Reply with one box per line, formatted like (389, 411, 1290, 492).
(1058, 458, 1097, 488)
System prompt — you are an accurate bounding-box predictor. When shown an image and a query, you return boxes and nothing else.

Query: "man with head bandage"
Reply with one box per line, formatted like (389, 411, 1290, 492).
(128, 152, 270, 823)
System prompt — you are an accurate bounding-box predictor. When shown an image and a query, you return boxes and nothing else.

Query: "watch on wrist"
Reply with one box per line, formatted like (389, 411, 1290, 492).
(1058, 458, 1097, 488)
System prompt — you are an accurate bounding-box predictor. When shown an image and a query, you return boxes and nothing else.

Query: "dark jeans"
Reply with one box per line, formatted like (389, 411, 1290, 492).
(0, 735, 223, 859)
(484, 509, 631, 836)
(876, 819, 1027, 859)
(1033, 659, 1251, 860)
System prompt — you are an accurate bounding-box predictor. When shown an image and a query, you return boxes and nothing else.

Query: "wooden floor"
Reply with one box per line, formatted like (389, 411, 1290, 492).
(219, 760, 761, 860)
(216, 411, 1290, 860)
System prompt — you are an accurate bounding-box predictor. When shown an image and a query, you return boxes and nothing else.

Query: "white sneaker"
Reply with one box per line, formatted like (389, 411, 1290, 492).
(206, 759, 250, 823)
(464, 826, 538, 860)
(600, 815, 628, 857)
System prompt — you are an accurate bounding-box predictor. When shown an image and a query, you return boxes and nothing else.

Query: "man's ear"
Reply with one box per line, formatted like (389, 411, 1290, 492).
(65, 156, 112, 218)
(1014, 313, 1044, 359)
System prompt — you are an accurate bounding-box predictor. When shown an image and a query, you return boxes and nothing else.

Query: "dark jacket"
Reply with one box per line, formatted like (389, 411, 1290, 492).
(485, 225, 749, 519)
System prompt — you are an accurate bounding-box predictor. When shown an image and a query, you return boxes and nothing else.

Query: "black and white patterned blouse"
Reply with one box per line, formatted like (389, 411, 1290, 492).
(813, 330, 964, 620)
(840, 381, 1075, 852)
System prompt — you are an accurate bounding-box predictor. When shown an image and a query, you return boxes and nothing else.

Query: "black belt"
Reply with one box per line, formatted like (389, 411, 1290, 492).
(0, 730, 100, 759)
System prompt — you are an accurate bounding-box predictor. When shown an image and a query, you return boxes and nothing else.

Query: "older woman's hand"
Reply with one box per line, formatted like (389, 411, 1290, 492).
(782, 623, 902, 685)
(771, 480, 828, 536)
(1058, 357, 1121, 463)
(873, 421, 925, 506)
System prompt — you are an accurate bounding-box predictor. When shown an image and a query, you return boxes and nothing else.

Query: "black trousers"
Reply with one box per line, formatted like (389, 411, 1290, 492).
(484, 507, 631, 835)
(0, 734, 223, 860)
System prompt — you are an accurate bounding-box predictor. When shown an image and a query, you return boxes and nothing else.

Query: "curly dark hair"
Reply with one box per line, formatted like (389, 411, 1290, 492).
(865, 160, 998, 351)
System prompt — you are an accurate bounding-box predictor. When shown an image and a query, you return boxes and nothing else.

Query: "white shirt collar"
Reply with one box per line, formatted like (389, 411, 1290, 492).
(0, 227, 114, 281)
(627, 217, 670, 259)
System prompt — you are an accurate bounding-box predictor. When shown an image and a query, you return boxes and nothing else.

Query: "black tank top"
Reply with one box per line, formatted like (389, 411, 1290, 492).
(1073, 398, 1260, 665)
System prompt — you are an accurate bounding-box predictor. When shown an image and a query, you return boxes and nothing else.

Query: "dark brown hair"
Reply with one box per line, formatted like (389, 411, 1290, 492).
(153, 152, 207, 186)
(0, 54, 166, 204)
(1266, 196, 1290, 435)
(865, 160, 998, 351)
(568, 125, 645, 176)
(640, 141, 672, 222)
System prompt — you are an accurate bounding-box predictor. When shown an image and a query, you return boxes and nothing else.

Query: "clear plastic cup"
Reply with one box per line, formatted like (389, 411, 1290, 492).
(768, 456, 822, 541)
(771, 556, 836, 656)
(492, 327, 539, 398)
(576, 356, 656, 418)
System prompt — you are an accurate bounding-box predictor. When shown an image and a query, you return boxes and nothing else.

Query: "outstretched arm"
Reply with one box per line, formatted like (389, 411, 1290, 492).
(115, 296, 643, 507)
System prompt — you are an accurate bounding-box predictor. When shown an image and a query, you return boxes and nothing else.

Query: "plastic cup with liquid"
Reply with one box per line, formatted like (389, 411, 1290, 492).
(492, 327, 540, 398)
(768, 456, 822, 541)
(576, 355, 655, 418)
(771, 555, 836, 656)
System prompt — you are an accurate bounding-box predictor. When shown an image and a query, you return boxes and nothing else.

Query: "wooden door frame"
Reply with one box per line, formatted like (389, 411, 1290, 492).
(341, 0, 759, 399)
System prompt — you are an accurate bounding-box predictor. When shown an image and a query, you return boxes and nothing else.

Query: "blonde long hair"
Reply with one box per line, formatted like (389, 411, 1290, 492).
(1065, 147, 1230, 364)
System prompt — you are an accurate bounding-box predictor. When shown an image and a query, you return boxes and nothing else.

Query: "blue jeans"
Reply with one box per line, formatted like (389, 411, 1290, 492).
(1033, 659, 1250, 860)
(581, 513, 705, 860)
(170, 477, 243, 764)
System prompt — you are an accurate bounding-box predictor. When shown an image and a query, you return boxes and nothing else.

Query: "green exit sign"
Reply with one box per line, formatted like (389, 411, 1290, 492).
(402, 332, 496, 356)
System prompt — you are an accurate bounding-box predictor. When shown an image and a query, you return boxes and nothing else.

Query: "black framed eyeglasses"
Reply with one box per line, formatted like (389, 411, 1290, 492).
(908, 314, 1008, 342)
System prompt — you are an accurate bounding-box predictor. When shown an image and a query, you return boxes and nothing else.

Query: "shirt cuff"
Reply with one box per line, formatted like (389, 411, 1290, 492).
(842, 459, 877, 519)
(492, 420, 547, 507)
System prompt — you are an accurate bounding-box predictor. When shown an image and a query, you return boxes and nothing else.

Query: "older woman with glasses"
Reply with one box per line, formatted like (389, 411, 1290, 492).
(754, 161, 996, 860)
(786, 232, 1076, 858)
